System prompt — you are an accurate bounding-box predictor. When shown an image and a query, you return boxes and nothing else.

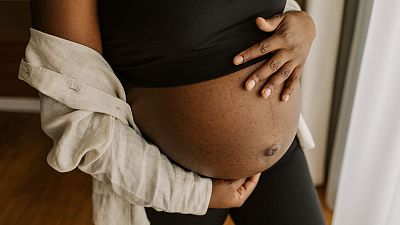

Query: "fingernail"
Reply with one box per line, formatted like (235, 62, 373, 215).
(262, 88, 272, 99)
(233, 55, 244, 65)
(246, 80, 256, 90)
(283, 94, 290, 102)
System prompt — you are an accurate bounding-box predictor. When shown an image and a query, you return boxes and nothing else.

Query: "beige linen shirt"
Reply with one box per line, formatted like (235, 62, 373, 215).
(18, 1, 312, 224)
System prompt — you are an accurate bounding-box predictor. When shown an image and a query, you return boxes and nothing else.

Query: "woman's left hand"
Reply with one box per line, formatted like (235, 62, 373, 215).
(233, 11, 316, 102)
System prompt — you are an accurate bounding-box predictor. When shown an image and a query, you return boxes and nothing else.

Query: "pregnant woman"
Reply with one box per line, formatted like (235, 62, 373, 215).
(29, 0, 323, 224)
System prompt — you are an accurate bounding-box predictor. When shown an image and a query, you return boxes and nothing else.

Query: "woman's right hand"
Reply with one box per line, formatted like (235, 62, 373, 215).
(208, 173, 261, 208)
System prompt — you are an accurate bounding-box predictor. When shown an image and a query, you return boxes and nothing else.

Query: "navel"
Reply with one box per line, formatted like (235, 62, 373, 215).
(264, 144, 281, 156)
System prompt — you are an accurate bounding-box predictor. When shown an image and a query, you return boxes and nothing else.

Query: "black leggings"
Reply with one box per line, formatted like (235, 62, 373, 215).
(145, 136, 326, 225)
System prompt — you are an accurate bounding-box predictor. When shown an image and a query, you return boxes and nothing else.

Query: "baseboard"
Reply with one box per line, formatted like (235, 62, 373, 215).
(0, 96, 39, 113)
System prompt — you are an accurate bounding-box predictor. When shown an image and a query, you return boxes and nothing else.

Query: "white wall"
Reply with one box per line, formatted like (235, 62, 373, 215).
(302, 0, 345, 185)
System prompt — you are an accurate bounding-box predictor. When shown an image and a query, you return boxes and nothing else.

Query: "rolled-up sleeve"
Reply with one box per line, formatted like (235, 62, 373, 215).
(284, 0, 302, 12)
(18, 28, 212, 215)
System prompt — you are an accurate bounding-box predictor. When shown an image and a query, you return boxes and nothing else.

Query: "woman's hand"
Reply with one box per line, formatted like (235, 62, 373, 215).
(233, 11, 316, 102)
(208, 173, 261, 208)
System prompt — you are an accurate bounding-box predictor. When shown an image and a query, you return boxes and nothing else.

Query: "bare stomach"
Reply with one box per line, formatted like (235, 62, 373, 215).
(126, 59, 302, 179)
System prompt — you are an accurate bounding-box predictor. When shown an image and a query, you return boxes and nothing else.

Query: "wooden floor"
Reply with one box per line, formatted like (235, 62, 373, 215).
(0, 112, 332, 225)
(0, 112, 92, 225)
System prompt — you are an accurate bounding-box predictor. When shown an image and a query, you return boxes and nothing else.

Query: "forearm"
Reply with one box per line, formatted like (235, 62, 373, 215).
(18, 28, 212, 215)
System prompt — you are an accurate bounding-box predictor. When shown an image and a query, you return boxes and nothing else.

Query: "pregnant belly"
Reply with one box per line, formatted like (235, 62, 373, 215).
(126, 60, 302, 179)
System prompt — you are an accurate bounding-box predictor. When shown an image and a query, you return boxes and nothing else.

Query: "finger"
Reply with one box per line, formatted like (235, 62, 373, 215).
(244, 50, 291, 91)
(256, 14, 286, 32)
(281, 66, 303, 102)
(230, 177, 247, 190)
(233, 33, 285, 65)
(236, 173, 261, 200)
(242, 173, 261, 192)
(260, 61, 297, 99)
(234, 13, 288, 65)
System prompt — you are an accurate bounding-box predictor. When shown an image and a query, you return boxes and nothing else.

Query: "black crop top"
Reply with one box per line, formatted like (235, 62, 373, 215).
(98, 0, 287, 87)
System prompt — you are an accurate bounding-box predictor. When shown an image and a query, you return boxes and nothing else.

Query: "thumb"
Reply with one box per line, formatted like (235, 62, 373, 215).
(242, 173, 261, 191)
(256, 14, 286, 32)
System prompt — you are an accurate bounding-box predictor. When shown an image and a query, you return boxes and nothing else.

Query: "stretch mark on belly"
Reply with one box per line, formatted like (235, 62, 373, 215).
(264, 99, 280, 157)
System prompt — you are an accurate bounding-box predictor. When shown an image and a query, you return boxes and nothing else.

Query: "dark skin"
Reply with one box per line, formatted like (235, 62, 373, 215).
(234, 12, 316, 102)
(30, 0, 315, 209)
(30, 0, 103, 53)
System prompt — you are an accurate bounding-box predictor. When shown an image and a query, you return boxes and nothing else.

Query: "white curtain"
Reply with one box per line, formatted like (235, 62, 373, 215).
(332, 0, 400, 224)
